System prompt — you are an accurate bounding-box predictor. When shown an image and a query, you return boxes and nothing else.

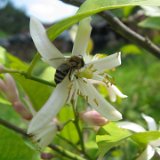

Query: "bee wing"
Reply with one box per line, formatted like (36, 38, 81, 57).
(44, 57, 66, 68)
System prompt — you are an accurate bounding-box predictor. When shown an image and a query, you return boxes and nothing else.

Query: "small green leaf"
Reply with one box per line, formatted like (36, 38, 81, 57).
(131, 131, 160, 145)
(0, 47, 27, 70)
(0, 103, 22, 125)
(0, 126, 38, 160)
(139, 17, 160, 30)
(13, 74, 53, 110)
(47, 0, 160, 40)
(121, 44, 142, 55)
(96, 122, 132, 159)
(58, 106, 79, 144)
(0, 47, 7, 64)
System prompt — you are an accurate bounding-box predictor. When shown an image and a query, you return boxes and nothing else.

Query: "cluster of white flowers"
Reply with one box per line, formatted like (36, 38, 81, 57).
(27, 17, 127, 147)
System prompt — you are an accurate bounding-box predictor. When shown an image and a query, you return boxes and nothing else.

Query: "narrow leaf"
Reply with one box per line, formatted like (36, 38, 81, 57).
(47, 0, 160, 40)
(139, 17, 160, 30)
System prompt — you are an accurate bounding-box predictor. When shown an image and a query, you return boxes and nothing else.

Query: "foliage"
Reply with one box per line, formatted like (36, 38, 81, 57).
(0, 0, 160, 160)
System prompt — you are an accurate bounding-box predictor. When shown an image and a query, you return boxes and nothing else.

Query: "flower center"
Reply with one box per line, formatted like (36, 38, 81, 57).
(76, 64, 95, 79)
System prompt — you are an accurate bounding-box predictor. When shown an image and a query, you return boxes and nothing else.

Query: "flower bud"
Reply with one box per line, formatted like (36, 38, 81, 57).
(13, 101, 33, 120)
(0, 79, 6, 92)
(80, 110, 108, 126)
(4, 74, 19, 103)
(41, 152, 54, 160)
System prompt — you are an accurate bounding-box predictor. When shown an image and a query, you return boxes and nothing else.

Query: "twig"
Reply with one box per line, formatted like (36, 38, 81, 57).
(0, 118, 28, 137)
(0, 118, 85, 160)
(57, 134, 81, 153)
(61, 0, 160, 59)
(99, 11, 160, 58)
(49, 144, 85, 160)
(72, 104, 85, 153)
(1, 68, 56, 87)
(71, 103, 92, 160)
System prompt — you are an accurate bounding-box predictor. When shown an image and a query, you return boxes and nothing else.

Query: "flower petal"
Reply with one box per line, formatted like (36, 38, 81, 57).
(117, 121, 146, 132)
(86, 52, 121, 73)
(136, 145, 155, 160)
(142, 114, 157, 131)
(28, 78, 70, 134)
(155, 147, 160, 156)
(107, 84, 127, 102)
(77, 79, 122, 121)
(30, 17, 64, 68)
(107, 85, 117, 102)
(150, 139, 160, 147)
(34, 123, 57, 148)
(72, 17, 92, 56)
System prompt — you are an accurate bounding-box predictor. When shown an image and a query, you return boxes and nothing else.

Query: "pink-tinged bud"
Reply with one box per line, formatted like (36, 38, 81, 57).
(4, 74, 19, 103)
(41, 153, 54, 159)
(80, 110, 109, 126)
(13, 101, 33, 120)
(0, 79, 7, 92)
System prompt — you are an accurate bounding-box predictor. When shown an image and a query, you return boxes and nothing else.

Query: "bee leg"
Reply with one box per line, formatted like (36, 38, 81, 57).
(68, 69, 72, 81)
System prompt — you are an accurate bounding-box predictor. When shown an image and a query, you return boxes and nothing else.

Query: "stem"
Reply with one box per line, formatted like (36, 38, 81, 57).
(0, 118, 86, 160)
(2, 68, 56, 87)
(71, 98, 94, 160)
(61, 119, 93, 160)
(49, 144, 85, 160)
(0, 118, 28, 137)
(99, 11, 160, 59)
(72, 104, 85, 153)
(71, 103, 93, 160)
(61, 0, 160, 59)
(57, 134, 82, 153)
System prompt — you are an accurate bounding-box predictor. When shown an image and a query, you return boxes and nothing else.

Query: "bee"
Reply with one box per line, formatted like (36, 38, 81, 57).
(54, 55, 85, 84)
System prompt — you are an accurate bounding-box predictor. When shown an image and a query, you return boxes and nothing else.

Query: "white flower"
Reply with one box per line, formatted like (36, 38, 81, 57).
(28, 17, 125, 144)
(31, 118, 58, 148)
(118, 114, 160, 160)
(26, 95, 58, 148)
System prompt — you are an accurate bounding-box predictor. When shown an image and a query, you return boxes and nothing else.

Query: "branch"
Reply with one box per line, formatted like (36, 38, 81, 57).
(0, 118, 28, 137)
(99, 11, 160, 58)
(61, 0, 160, 59)
(1, 67, 56, 87)
(0, 118, 86, 160)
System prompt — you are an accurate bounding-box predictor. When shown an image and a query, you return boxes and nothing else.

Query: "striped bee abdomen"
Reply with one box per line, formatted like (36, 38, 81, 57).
(54, 63, 70, 84)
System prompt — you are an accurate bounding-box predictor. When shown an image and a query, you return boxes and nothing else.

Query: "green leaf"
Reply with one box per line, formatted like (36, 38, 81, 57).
(13, 74, 53, 110)
(121, 44, 142, 55)
(58, 106, 79, 144)
(0, 103, 23, 125)
(139, 17, 160, 30)
(131, 131, 160, 145)
(0, 47, 27, 70)
(47, 0, 160, 40)
(0, 126, 38, 160)
(96, 122, 132, 159)
(0, 47, 7, 64)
